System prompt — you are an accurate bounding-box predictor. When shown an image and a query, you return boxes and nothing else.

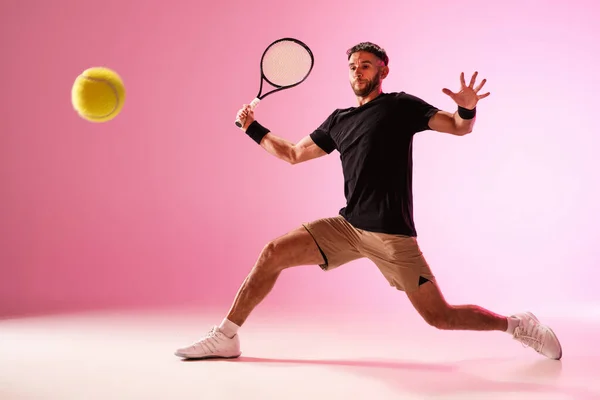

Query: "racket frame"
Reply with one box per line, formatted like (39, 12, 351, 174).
(235, 37, 314, 128)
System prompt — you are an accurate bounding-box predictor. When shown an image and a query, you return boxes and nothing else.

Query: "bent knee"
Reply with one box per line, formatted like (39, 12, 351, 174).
(255, 241, 286, 272)
(421, 308, 454, 330)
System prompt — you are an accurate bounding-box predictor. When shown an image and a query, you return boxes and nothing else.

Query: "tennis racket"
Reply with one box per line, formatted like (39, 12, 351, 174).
(235, 37, 314, 128)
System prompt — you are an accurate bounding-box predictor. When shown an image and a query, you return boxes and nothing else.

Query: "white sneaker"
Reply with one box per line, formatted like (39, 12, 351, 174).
(175, 326, 241, 359)
(512, 312, 562, 360)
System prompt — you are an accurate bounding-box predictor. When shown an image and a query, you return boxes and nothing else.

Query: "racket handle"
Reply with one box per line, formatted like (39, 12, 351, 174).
(235, 98, 261, 128)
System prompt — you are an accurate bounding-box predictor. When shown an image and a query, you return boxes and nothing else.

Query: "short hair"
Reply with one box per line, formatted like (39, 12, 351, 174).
(346, 42, 389, 66)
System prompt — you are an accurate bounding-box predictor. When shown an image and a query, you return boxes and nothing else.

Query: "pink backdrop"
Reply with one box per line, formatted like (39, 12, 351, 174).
(2, 0, 599, 318)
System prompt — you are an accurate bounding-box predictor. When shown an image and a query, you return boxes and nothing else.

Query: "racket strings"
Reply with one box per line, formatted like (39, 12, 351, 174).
(262, 41, 313, 87)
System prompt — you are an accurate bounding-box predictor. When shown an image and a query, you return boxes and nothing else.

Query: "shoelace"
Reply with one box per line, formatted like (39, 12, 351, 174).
(193, 327, 223, 354)
(513, 322, 545, 353)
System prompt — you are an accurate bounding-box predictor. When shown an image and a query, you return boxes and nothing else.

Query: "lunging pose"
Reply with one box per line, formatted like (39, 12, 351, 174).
(176, 42, 562, 361)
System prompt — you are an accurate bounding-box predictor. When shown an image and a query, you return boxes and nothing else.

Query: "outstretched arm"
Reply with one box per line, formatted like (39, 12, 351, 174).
(428, 110, 476, 136)
(428, 71, 490, 136)
(260, 133, 327, 165)
(236, 105, 327, 165)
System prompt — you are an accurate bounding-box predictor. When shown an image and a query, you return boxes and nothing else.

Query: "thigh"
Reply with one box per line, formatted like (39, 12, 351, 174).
(302, 216, 364, 270)
(405, 279, 449, 316)
(363, 233, 435, 293)
(261, 225, 327, 269)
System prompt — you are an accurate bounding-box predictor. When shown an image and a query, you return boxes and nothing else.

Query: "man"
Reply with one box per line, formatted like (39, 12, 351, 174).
(175, 42, 562, 361)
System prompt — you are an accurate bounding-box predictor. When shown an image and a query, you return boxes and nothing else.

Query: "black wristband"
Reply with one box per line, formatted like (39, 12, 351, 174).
(458, 106, 476, 120)
(245, 120, 270, 145)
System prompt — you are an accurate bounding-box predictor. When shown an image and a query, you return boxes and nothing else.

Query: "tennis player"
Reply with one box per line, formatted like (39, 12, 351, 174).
(175, 42, 562, 361)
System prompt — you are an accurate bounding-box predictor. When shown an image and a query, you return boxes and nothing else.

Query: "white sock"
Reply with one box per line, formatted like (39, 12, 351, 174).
(506, 316, 520, 335)
(218, 318, 240, 338)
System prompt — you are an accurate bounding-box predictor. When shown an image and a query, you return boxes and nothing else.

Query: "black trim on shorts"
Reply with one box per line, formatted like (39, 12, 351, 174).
(302, 225, 329, 270)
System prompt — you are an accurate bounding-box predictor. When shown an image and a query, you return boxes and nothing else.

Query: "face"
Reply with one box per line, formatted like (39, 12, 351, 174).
(348, 51, 388, 97)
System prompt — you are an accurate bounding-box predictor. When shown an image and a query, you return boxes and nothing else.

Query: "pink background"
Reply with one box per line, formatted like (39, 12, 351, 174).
(1, 0, 599, 319)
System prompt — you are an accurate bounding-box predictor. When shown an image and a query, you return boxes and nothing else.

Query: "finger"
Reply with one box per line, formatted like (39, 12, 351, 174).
(474, 78, 487, 93)
(478, 92, 491, 99)
(469, 71, 478, 88)
(442, 88, 456, 99)
(460, 72, 466, 87)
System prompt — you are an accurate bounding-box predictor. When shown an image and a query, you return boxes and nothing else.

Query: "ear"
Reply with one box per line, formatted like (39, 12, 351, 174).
(380, 65, 390, 79)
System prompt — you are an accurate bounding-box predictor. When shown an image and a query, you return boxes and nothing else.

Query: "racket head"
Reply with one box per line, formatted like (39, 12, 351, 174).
(258, 38, 314, 96)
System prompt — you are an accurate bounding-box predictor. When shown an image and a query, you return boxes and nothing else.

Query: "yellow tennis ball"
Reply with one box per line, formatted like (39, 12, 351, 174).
(71, 67, 126, 123)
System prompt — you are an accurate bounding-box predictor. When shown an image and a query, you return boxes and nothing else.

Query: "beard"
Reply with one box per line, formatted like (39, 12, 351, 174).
(351, 73, 381, 97)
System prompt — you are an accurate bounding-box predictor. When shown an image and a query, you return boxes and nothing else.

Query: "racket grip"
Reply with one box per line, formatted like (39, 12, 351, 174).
(235, 98, 261, 128)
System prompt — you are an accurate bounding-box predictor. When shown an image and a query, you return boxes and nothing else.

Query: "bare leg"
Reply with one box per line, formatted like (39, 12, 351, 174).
(173, 226, 327, 359)
(226, 226, 325, 326)
(407, 280, 508, 331)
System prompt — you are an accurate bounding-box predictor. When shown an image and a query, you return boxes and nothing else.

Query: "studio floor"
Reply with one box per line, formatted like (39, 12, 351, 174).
(2, 306, 599, 400)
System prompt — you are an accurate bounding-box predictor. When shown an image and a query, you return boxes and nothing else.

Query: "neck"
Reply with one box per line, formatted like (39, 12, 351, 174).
(356, 87, 383, 106)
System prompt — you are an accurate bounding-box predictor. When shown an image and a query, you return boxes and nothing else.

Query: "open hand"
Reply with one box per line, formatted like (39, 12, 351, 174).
(442, 72, 490, 110)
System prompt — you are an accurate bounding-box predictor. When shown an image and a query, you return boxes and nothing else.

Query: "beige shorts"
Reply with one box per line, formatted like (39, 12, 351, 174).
(302, 215, 435, 293)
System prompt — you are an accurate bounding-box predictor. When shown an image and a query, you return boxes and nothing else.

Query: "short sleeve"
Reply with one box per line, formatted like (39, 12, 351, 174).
(309, 110, 338, 154)
(397, 92, 440, 133)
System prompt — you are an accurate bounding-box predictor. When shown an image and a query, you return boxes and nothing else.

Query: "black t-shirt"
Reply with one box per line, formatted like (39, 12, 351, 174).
(310, 92, 439, 237)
